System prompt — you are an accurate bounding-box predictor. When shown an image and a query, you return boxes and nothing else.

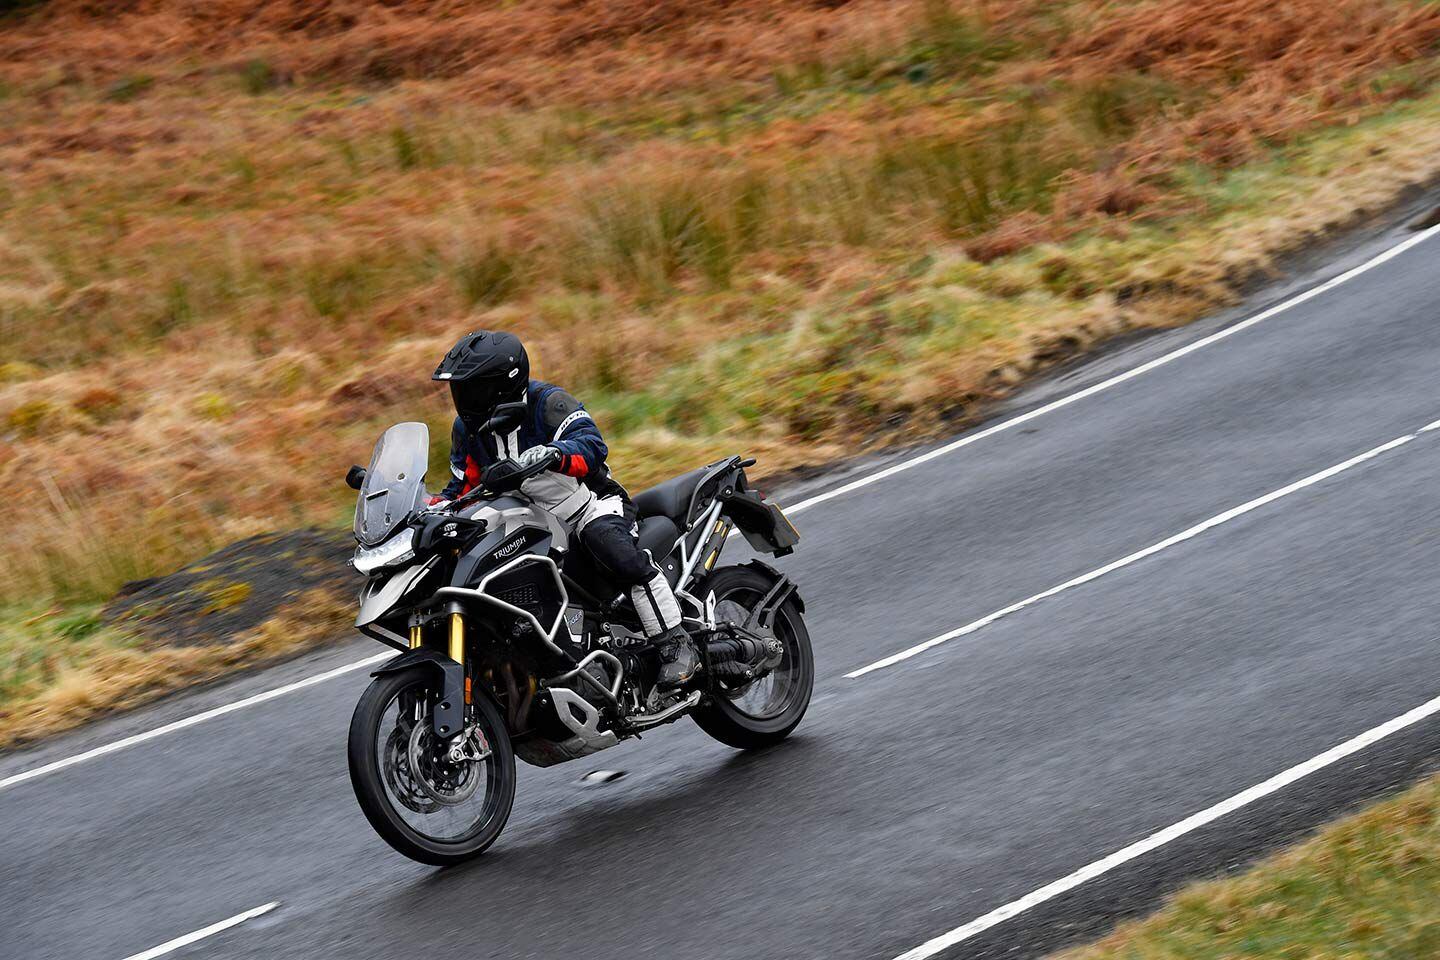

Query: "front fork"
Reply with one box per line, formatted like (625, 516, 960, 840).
(401, 607, 470, 740)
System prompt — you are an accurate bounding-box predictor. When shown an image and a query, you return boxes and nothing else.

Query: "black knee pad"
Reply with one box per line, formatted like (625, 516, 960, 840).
(579, 514, 655, 588)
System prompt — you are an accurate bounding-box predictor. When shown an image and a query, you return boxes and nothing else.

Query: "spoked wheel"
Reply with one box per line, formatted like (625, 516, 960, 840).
(348, 667, 515, 866)
(693, 565, 813, 749)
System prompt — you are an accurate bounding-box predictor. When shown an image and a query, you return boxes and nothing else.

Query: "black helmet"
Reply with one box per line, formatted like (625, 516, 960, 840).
(433, 330, 529, 429)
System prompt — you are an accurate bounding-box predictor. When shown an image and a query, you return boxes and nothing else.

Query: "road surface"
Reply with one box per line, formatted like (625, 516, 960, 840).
(4, 203, 1440, 960)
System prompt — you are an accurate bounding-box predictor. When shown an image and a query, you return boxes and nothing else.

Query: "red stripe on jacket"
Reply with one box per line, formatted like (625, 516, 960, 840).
(559, 453, 589, 478)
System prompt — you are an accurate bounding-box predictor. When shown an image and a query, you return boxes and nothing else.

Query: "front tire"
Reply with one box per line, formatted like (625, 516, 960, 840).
(692, 565, 813, 749)
(348, 666, 515, 866)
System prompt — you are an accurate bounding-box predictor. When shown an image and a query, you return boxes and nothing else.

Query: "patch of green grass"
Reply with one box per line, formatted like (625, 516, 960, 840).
(560, 168, 767, 295)
(193, 392, 234, 421)
(200, 580, 252, 615)
(0, 604, 136, 706)
(1067, 72, 1196, 142)
(238, 59, 280, 95)
(451, 236, 522, 308)
(908, 0, 1022, 79)
(1054, 774, 1440, 960)
(770, 0, 1024, 95)
(871, 114, 1073, 232)
(391, 126, 430, 171)
(103, 73, 154, 103)
(301, 257, 382, 319)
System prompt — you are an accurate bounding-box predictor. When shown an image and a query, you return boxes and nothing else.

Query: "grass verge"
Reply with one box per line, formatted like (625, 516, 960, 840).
(1052, 773, 1440, 959)
(0, 590, 351, 748)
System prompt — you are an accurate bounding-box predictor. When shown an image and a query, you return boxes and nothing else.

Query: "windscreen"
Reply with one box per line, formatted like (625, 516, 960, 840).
(354, 422, 429, 545)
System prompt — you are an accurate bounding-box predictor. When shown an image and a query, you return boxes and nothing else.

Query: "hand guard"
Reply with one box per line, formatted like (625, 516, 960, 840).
(482, 458, 527, 493)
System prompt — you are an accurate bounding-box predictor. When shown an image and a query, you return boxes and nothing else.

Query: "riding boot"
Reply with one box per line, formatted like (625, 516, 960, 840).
(631, 569, 699, 688)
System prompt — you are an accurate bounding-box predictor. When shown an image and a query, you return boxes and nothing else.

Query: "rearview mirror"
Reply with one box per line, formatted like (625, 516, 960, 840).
(483, 401, 528, 434)
(345, 465, 367, 490)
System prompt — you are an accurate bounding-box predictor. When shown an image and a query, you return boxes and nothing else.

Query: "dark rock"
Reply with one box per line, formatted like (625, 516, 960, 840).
(104, 529, 356, 648)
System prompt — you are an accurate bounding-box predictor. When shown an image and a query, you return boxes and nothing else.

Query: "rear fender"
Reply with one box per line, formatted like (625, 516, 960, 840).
(371, 649, 465, 741)
(739, 559, 803, 630)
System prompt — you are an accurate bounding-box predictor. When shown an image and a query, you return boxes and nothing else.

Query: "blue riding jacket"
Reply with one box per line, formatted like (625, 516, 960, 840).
(440, 380, 610, 500)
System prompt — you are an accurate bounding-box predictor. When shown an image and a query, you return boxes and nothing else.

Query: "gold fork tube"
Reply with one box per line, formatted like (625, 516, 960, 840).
(408, 624, 423, 650)
(448, 613, 465, 665)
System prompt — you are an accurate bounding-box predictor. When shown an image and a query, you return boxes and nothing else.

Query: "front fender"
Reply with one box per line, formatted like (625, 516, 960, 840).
(372, 649, 465, 741)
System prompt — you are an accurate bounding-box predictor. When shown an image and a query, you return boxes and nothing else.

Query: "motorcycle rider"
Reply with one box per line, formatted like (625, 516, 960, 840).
(431, 330, 699, 688)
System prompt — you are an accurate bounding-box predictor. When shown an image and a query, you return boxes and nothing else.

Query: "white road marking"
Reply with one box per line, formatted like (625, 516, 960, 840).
(848, 419, 1438, 677)
(889, 690, 1440, 960)
(0, 654, 390, 794)
(786, 223, 1440, 519)
(119, 901, 278, 960)
(2, 225, 1434, 795)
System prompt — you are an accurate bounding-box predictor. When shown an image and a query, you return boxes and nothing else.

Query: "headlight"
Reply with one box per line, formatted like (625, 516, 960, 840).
(353, 528, 417, 574)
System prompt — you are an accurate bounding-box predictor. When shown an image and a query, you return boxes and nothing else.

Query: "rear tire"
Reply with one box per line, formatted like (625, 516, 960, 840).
(348, 666, 515, 866)
(692, 565, 813, 749)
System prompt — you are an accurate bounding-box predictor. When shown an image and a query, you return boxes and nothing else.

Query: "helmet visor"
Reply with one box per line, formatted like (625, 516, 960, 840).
(450, 376, 515, 423)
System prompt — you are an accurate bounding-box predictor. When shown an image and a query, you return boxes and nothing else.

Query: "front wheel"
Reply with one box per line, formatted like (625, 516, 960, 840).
(348, 666, 515, 866)
(692, 565, 813, 749)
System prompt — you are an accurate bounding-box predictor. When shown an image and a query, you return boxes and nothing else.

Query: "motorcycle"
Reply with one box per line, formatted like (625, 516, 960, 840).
(343, 421, 811, 865)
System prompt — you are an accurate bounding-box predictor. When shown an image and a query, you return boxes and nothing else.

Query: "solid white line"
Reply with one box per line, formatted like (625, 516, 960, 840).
(4, 226, 1434, 796)
(847, 424, 1426, 678)
(119, 901, 278, 960)
(0, 653, 390, 794)
(890, 690, 1440, 960)
(786, 223, 1440, 518)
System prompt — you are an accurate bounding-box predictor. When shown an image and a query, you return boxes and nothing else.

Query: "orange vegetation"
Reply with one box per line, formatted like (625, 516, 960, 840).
(0, 0, 1438, 613)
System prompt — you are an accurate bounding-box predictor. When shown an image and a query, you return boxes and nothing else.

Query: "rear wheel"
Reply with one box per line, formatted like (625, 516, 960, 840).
(692, 565, 813, 749)
(348, 666, 515, 866)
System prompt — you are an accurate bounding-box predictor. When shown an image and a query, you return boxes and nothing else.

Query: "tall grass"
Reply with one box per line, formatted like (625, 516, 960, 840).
(559, 167, 769, 295)
(555, 112, 1074, 292)
(0, 0, 1436, 628)
(4, 477, 225, 605)
(451, 234, 523, 308)
(771, 0, 1024, 93)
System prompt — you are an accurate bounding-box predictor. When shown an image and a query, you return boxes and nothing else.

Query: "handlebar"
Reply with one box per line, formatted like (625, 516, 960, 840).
(445, 454, 557, 510)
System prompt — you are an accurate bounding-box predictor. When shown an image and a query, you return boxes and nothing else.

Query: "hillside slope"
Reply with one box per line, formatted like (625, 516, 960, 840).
(3, 0, 1440, 740)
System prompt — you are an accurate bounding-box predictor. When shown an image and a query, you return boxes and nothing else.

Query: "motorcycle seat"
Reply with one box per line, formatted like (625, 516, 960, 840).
(633, 466, 710, 523)
(636, 514, 681, 564)
(562, 514, 683, 601)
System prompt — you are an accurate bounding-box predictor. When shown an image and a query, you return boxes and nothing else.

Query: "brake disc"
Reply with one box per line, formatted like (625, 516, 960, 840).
(382, 721, 439, 815)
(407, 719, 482, 807)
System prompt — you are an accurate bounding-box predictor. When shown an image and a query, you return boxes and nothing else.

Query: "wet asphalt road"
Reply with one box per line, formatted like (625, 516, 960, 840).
(4, 205, 1440, 960)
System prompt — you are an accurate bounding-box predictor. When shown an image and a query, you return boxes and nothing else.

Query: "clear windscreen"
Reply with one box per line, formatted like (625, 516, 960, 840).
(354, 422, 430, 545)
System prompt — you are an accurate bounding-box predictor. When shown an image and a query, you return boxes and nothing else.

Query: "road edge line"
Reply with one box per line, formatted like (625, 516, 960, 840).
(889, 691, 1440, 960)
(119, 901, 279, 960)
(0, 654, 390, 794)
(786, 223, 1440, 518)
